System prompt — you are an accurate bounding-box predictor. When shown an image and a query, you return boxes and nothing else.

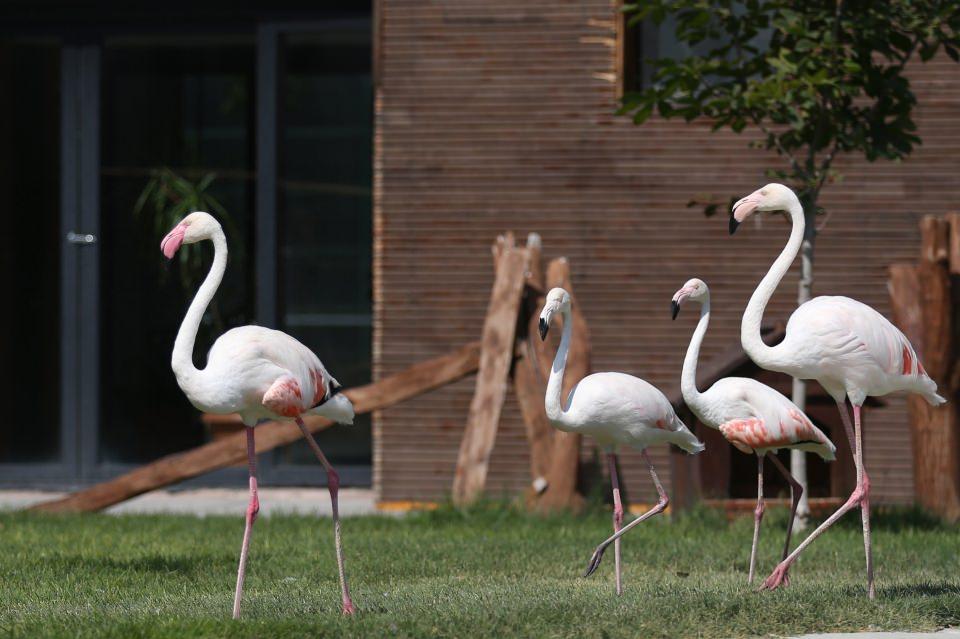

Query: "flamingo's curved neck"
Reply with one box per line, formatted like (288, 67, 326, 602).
(681, 296, 710, 417)
(172, 230, 228, 385)
(741, 197, 805, 369)
(545, 306, 573, 425)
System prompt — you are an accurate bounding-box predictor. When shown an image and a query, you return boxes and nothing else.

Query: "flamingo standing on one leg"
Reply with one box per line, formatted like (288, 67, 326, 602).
(729, 183, 945, 598)
(160, 212, 358, 617)
(538, 288, 705, 594)
(671, 278, 836, 584)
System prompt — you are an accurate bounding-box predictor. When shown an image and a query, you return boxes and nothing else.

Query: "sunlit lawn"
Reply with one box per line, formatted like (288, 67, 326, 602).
(1, 504, 958, 638)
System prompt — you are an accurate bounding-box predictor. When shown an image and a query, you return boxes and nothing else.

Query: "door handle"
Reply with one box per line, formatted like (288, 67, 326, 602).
(66, 231, 97, 245)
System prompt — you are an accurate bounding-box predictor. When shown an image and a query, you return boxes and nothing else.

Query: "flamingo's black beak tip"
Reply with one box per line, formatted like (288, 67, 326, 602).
(538, 317, 548, 341)
(671, 300, 680, 320)
(729, 216, 740, 235)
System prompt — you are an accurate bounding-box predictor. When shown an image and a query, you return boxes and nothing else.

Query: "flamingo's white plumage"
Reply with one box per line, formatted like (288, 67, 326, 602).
(161, 211, 356, 617)
(538, 288, 704, 594)
(730, 183, 945, 597)
(671, 277, 835, 584)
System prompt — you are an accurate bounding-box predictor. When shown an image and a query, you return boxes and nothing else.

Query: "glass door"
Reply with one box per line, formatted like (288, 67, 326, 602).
(260, 21, 373, 483)
(0, 37, 67, 484)
(97, 36, 256, 471)
(0, 17, 372, 487)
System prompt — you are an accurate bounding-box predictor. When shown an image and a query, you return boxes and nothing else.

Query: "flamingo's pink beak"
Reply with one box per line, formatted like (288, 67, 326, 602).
(730, 190, 763, 234)
(161, 222, 188, 259)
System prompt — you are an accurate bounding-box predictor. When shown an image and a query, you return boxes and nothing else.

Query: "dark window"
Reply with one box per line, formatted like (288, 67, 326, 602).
(619, 7, 768, 96)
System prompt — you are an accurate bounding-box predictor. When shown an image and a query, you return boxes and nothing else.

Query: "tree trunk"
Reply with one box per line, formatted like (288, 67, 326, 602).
(790, 204, 817, 531)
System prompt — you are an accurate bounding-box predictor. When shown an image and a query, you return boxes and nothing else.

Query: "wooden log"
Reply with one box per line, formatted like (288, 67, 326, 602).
(452, 246, 529, 505)
(670, 406, 702, 511)
(32, 341, 483, 513)
(535, 257, 589, 513)
(887, 264, 924, 349)
(947, 212, 960, 275)
(920, 215, 950, 264)
(513, 341, 554, 487)
(512, 233, 554, 490)
(491, 231, 516, 270)
(522, 232, 544, 292)
(696, 420, 730, 499)
(889, 256, 960, 522)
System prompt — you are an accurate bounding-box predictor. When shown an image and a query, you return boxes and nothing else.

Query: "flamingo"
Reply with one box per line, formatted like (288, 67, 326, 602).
(671, 277, 836, 584)
(729, 183, 945, 597)
(160, 212, 358, 617)
(538, 287, 705, 595)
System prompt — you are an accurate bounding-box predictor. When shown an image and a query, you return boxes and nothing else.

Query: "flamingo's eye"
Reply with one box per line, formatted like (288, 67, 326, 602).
(760, 190, 768, 196)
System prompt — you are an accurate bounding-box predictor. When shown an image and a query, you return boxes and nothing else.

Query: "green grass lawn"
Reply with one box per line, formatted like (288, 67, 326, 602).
(1, 504, 958, 638)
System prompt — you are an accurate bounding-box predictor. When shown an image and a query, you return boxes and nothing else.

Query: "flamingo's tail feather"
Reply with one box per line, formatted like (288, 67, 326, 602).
(310, 393, 355, 425)
(671, 421, 706, 455)
(925, 391, 947, 407)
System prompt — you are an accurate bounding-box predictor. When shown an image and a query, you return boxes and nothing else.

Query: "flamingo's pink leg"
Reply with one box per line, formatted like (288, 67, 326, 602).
(295, 417, 356, 615)
(585, 450, 668, 577)
(233, 426, 260, 619)
(835, 401, 875, 598)
(748, 454, 766, 584)
(760, 399, 869, 593)
(767, 452, 803, 586)
(607, 453, 624, 595)
(854, 404, 875, 599)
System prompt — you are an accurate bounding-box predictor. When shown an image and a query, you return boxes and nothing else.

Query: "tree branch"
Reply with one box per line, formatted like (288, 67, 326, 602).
(753, 115, 805, 178)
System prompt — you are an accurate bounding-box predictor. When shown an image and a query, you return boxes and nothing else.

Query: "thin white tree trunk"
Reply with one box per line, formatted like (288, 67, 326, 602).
(791, 212, 816, 532)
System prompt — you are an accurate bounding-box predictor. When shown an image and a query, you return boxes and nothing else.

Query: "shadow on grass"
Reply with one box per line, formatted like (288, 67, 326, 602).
(829, 505, 948, 532)
(61, 554, 224, 576)
(878, 582, 960, 598)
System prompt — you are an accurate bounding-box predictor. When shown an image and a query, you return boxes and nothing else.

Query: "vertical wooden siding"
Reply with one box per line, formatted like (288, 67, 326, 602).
(374, 0, 960, 504)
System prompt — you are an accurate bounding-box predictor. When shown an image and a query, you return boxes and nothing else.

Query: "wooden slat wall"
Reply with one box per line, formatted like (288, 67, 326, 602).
(373, 0, 960, 505)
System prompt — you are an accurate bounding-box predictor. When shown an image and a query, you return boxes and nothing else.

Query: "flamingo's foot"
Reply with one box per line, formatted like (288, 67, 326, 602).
(760, 562, 791, 591)
(584, 546, 606, 577)
(342, 598, 357, 616)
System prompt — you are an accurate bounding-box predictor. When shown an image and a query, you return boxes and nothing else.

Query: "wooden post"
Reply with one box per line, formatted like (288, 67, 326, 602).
(888, 214, 960, 522)
(670, 406, 702, 512)
(512, 233, 555, 492)
(534, 257, 589, 513)
(513, 341, 554, 488)
(452, 241, 529, 506)
(32, 341, 483, 513)
(696, 421, 729, 498)
(947, 212, 960, 275)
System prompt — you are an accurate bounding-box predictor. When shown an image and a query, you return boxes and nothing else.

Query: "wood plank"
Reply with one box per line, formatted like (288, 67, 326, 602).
(535, 257, 589, 513)
(452, 247, 529, 505)
(32, 341, 483, 513)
